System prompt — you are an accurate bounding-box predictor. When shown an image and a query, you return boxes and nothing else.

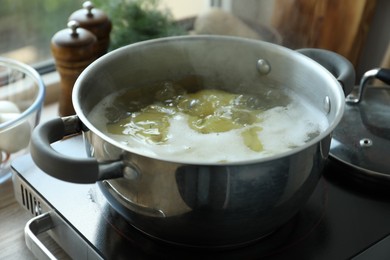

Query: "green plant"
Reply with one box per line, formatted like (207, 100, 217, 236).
(94, 0, 187, 50)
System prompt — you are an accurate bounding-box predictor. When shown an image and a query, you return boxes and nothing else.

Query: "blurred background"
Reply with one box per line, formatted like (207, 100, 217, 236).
(0, 0, 389, 82)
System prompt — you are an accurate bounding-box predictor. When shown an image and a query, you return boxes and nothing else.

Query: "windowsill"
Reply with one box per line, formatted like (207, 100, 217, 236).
(41, 71, 60, 122)
(42, 71, 60, 105)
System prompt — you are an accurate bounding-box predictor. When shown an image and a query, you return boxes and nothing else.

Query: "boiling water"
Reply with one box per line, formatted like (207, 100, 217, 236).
(88, 87, 328, 163)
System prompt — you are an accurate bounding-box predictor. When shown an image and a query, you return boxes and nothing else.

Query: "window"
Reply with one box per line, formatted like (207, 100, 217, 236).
(0, 0, 205, 70)
(1, 0, 388, 81)
(0, 0, 83, 70)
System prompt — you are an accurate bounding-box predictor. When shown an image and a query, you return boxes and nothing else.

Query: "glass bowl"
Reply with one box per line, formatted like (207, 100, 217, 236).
(0, 57, 45, 183)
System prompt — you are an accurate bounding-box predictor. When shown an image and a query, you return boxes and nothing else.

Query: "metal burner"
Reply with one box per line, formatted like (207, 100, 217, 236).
(11, 135, 390, 259)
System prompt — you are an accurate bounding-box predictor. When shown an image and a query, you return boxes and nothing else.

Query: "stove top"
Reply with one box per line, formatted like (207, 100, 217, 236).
(11, 136, 390, 259)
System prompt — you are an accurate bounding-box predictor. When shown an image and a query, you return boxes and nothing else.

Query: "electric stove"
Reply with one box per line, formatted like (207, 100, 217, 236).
(11, 135, 390, 259)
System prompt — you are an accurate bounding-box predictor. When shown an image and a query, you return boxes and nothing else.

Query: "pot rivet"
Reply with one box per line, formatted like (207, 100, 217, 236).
(359, 138, 373, 147)
(123, 166, 139, 180)
(323, 96, 331, 114)
(256, 59, 271, 75)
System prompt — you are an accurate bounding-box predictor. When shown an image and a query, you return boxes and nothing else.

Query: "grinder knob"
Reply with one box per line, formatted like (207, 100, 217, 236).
(51, 20, 97, 116)
(69, 1, 112, 57)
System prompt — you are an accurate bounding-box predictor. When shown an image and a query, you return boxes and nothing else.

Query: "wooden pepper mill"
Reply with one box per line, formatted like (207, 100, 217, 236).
(51, 20, 97, 116)
(68, 1, 112, 57)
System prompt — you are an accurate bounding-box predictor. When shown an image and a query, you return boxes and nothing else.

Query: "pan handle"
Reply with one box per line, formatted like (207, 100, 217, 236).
(30, 115, 124, 184)
(297, 48, 356, 96)
(346, 68, 390, 104)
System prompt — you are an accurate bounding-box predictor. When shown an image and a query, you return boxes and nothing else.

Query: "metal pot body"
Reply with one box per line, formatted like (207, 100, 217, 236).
(31, 35, 354, 247)
(90, 131, 329, 247)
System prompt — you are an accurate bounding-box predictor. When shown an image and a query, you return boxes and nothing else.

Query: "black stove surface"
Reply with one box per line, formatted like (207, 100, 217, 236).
(11, 137, 390, 259)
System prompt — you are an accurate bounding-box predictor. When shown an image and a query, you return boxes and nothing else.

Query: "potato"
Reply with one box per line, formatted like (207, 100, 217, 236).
(107, 110, 170, 144)
(177, 89, 236, 117)
(189, 115, 240, 134)
(241, 126, 263, 152)
(231, 109, 260, 125)
(105, 88, 268, 149)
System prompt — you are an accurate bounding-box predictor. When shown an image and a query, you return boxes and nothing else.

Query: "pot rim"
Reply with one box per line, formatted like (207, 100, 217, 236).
(73, 35, 345, 165)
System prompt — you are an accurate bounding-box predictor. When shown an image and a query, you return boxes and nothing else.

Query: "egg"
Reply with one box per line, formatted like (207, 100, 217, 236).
(0, 101, 31, 153)
(0, 100, 20, 113)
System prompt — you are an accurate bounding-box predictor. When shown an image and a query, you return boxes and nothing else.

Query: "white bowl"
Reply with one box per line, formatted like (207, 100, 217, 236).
(0, 57, 45, 183)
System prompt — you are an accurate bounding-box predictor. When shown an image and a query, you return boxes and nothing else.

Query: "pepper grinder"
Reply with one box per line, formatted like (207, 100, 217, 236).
(68, 1, 112, 57)
(51, 20, 97, 116)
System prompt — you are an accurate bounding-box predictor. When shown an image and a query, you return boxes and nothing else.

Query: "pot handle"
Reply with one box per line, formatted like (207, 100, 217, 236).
(30, 115, 124, 184)
(297, 48, 356, 96)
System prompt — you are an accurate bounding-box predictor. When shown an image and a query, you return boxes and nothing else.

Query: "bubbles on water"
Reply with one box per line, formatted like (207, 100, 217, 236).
(89, 85, 328, 163)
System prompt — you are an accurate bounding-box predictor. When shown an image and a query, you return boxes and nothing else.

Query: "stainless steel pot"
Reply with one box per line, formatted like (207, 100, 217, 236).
(31, 35, 355, 247)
